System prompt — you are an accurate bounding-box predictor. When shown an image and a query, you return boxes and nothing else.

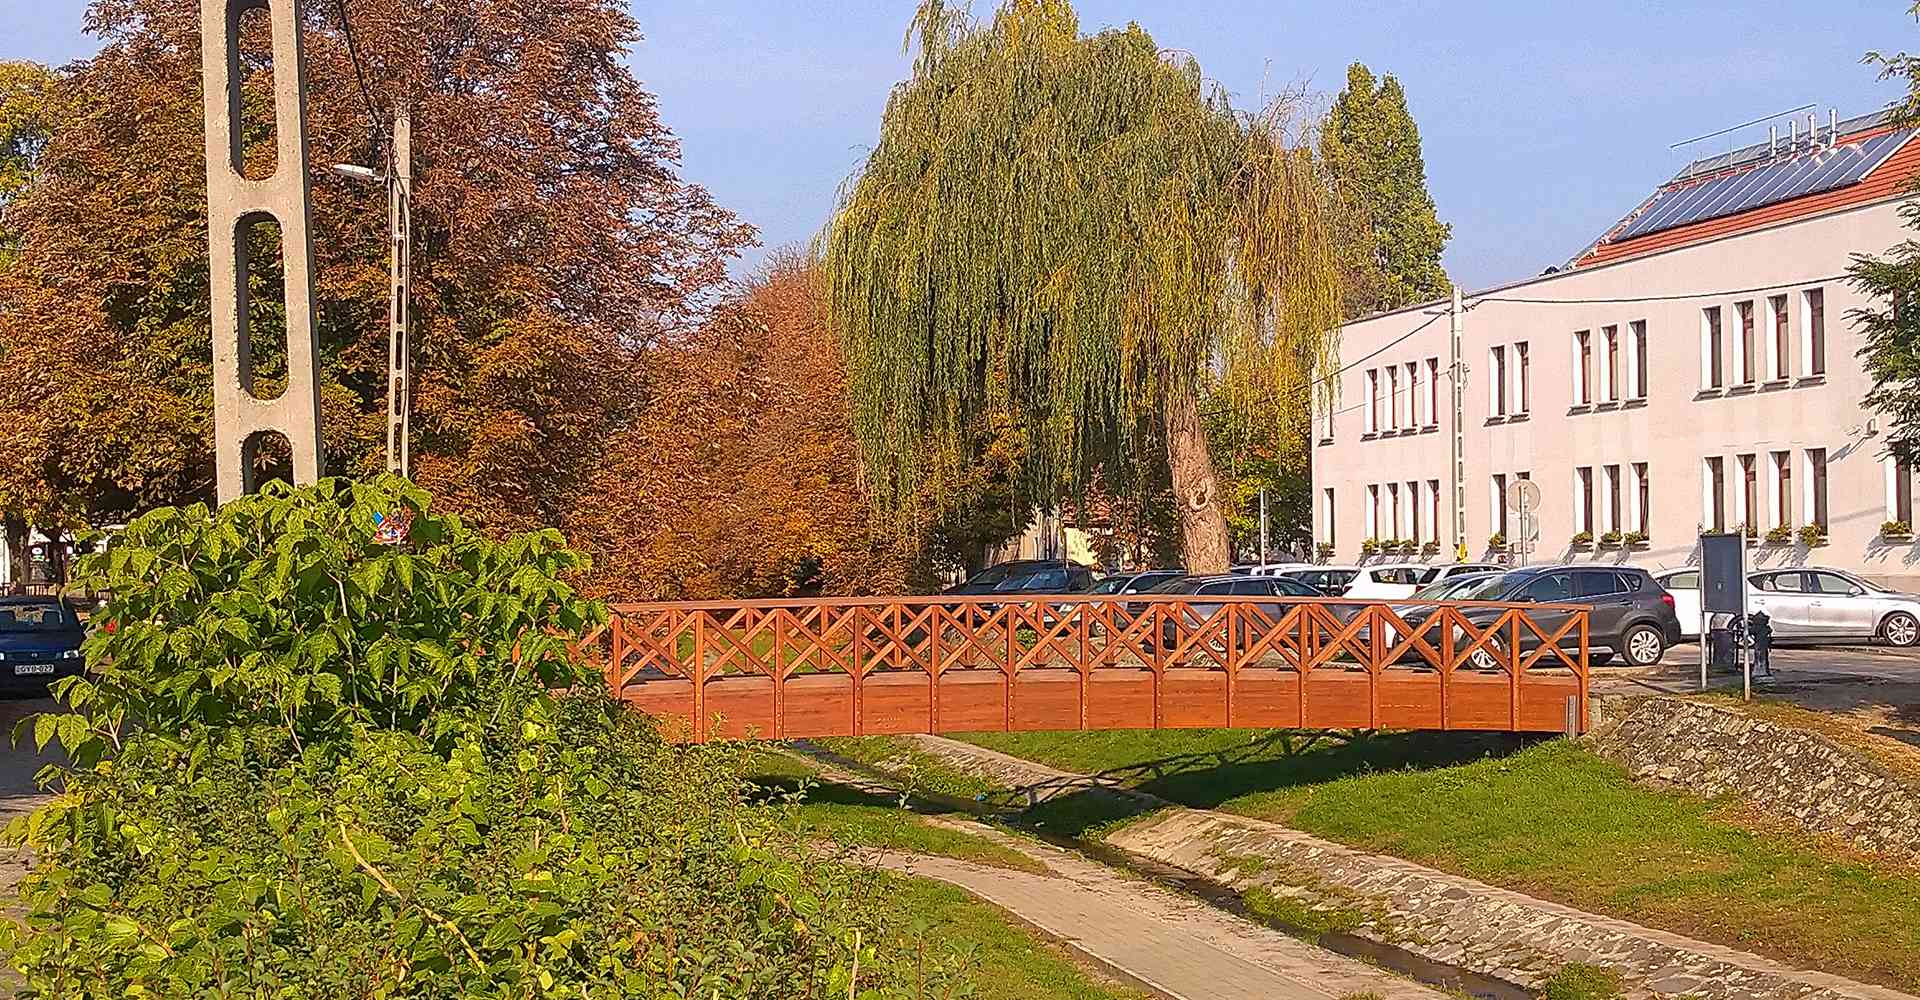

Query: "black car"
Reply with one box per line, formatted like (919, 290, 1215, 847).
(942, 560, 1097, 596)
(1144, 574, 1320, 651)
(1419, 565, 1682, 668)
(0, 597, 88, 692)
(1278, 566, 1359, 597)
(1085, 568, 1186, 596)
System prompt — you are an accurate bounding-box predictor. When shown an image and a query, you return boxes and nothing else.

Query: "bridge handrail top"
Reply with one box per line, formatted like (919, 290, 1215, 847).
(604, 595, 1593, 613)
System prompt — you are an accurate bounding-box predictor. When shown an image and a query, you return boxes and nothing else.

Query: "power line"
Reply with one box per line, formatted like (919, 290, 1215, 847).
(1472, 274, 1850, 306)
(332, 0, 387, 159)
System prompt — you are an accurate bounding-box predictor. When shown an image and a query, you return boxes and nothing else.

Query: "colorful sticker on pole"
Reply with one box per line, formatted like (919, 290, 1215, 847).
(372, 508, 414, 546)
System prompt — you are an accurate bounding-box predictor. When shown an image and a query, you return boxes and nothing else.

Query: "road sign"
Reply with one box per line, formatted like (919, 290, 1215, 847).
(1506, 479, 1542, 514)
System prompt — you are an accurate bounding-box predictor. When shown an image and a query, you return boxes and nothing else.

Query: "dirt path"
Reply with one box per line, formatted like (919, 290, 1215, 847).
(870, 819, 1448, 1000)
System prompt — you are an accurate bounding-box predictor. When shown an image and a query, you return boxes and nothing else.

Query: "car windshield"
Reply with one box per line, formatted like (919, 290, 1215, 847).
(1452, 575, 1515, 601)
(0, 602, 77, 631)
(1145, 577, 1200, 594)
(1412, 577, 1474, 600)
(1086, 577, 1129, 595)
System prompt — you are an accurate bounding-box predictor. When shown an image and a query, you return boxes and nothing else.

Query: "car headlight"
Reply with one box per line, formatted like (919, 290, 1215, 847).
(58, 649, 81, 660)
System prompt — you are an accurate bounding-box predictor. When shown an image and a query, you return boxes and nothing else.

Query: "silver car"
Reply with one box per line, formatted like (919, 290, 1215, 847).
(1747, 568, 1920, 646)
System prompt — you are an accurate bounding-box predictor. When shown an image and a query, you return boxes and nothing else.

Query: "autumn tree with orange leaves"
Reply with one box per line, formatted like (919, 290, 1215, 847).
(0, 0, 750, 539)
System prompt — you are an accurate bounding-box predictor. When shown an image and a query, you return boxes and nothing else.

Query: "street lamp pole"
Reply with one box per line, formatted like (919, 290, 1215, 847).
(333, 109, 412, 479)
(386, 111, 412, 479)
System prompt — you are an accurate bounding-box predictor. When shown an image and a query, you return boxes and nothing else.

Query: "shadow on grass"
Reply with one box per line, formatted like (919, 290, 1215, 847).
(1010, 731, 1534, 839)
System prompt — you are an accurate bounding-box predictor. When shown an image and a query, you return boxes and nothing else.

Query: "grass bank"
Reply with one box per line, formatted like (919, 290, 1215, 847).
(952, 730, 1920, 990)
(740, 748, 1145, 998)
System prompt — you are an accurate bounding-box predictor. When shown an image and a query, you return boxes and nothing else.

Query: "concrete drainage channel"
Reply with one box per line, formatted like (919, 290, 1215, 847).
(793, 741, 1535, 1000)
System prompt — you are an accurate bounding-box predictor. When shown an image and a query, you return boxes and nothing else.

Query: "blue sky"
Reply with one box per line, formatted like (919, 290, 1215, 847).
(6, 1, 1917, 289)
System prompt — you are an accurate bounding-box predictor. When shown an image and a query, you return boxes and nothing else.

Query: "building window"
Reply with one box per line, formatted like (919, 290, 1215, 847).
(1408, 480, 1423, 543)
(1368, 484, 1381, 538)
(1429, 480, 1442, 550)
(1807, 448, 1828, 533)
(1704, 456, 1726, 533)
(1630, 321, 1647, 400)
(1388, 483, 1402, 539)
(1740, 453, 1758, 532)
(1769, 294, 1790, 381)
(1736, 301, 1756, 385)
(1323, 487, 1336, 547)
(1492, 473, 1508, 539)
(1633, 462, 1649, 534)
(1366, 369, 1379, 434)
(1603, 325, 1620, 402)
(1604, 464, 1622, 534)
(1576, 466, 1594, 535)
(1490, 346, 1507, 417)
(1406, 361, 1421, 427)
(1516, 342, 1531, 414)
(1387, 366, 1401, 431)
(1425, 357, 1440, 426)
(1321, 400, 1334, 442)
(1803, 288, 1826, 377)
(1890, 457, 1914, 525)
(1772, 450, 1792, 529)
(1574, 330, 1592, 405)
(1701, 307, 1724, 389)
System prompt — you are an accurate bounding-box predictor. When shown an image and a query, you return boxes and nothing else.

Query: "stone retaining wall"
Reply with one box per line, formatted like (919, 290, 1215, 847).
(1586, 696, 1920, 859)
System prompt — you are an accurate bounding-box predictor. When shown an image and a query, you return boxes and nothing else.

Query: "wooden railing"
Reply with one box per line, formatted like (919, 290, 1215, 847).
(579, 595, 1590, 742)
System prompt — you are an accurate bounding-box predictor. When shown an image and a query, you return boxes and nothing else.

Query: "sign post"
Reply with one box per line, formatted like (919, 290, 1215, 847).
(1505, 479, 1542, 568)
(1698, 532, 1747, 693)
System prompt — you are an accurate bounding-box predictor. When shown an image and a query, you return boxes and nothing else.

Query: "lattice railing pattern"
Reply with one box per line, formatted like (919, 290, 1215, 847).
(579, 595, 1590, 741)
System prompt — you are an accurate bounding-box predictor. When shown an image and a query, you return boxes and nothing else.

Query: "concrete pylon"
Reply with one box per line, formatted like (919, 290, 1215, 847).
(202, 0, 325, 502)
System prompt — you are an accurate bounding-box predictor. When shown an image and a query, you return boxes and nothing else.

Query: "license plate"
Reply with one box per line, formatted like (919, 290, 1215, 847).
(12, 663, 54, 676)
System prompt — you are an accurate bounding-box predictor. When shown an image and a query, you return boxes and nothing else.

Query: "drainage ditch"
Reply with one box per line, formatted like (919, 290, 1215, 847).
(795, 744, 1534, 1000)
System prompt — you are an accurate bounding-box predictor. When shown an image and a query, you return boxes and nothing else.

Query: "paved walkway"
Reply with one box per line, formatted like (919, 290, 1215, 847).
(871, 820, 1447, 1000)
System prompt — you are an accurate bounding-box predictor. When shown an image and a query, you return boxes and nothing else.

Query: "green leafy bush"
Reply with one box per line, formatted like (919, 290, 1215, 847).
(3, 478, 916, 998)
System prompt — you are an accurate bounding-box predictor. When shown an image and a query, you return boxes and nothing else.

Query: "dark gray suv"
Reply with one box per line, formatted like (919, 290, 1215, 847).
(1431, 565, 1682, 667)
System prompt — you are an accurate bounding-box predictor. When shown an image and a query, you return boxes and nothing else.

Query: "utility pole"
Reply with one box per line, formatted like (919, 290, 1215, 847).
(1258, 488, 1269, 564)
(203, 0, 325, 502)
(386, 111, 413, 478)
(1450, 287, 1467, 561)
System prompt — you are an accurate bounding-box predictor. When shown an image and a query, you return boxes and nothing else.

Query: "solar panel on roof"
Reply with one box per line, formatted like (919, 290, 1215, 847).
(1616, 129, 1913, 242)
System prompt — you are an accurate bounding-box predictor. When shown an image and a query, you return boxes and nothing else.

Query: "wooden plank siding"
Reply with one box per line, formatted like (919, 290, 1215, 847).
(579, 595, 1591, 741)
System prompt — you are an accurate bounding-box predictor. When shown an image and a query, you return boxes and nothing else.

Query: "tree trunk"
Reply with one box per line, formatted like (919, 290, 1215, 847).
(1164, 390, 1233, 573)
(2, 514, 27, 595)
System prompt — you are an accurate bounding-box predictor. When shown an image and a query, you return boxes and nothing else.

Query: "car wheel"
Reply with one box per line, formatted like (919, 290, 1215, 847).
(1881, 611, 1920, 648)
(1623, 624, 1666, 666)
(1468, 646, 1502, 671)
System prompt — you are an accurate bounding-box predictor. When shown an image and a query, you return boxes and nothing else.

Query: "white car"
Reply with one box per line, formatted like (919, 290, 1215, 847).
(1654, 566, 1920, 646)
(1342, 563, 1435, 600)
(1424, 562, 1505, 585)
(1236, 562, 1317, 577)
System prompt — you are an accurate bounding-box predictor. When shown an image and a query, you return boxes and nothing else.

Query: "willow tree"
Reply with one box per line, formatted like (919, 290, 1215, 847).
(825, 0, 1343, 572)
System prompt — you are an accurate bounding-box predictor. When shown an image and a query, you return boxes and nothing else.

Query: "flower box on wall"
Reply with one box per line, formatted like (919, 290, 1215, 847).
(1598, 531, 1624, 550)
(1882, 521, 1913, 543)
(1622, 531, 1650, 549)
(1764, 526, 1793, 546)
(1569, 531, 1594, 550)
(1797, 525, 1829, 548)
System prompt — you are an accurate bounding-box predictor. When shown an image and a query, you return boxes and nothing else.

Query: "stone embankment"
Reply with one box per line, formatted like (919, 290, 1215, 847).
(1586, 695, 1920, 859)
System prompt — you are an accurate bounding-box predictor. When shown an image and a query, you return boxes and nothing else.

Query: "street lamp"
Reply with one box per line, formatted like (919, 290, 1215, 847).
(328, 110, 412, 479)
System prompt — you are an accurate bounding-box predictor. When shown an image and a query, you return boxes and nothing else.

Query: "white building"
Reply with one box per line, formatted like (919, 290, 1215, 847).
(1313, 110, 1920, 589)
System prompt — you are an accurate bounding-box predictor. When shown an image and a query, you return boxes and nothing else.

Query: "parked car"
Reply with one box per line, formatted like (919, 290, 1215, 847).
(1143, 574, 1321, 652)
(1651, 567, 1707, 638)
(942, 560, 1097, 596)
(1423, 562, 1505, 584)
(1277, 565, 1359, 597)
(1747, 568, 1920, 646)
(1410, 571, 1506, 602)
(1230, 562, 1318, 577)
(1398, 565, 1681, 668)
(0, 597, 88, 692)
(1341, 563, 1435, 600)
(1086, 568, 1187, 596)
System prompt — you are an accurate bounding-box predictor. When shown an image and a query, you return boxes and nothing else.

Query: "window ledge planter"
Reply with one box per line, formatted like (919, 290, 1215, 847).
(1569, 532, 1594, 551)
(1881, 521, 1912, 543)
(1797, 526, 1829, 548)
(1623, 532, 1650, 549)
(1764, 527, 1794, 546)
(1316, 543, 1336, 559)
(1598, 531, 1624, 550)
(1421, 541, 1440, 556)
(1487, 534, 1507, 552)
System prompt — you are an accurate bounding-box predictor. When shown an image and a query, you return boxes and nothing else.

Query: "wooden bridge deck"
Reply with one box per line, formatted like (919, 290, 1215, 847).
(581, 595, 1591, 742)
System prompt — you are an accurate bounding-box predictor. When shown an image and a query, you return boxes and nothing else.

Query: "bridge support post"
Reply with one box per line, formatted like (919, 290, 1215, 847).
(201, 0, 325, 502)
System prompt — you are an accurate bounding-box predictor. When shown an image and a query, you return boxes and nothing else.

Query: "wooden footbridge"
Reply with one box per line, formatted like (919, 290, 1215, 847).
(578, 595, 1591, 742)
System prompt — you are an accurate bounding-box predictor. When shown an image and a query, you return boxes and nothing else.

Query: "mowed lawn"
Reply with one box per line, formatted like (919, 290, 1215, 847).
(956, 730, 1920, 990)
